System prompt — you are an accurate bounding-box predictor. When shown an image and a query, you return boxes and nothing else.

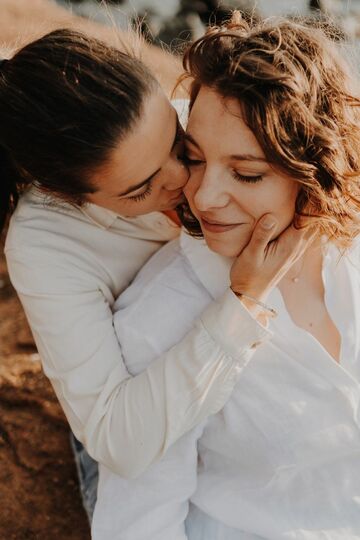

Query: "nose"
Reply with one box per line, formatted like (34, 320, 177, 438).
(192, 168, 229, 212)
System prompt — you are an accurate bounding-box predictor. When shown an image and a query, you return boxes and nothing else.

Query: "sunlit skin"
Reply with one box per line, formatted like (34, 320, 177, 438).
(184, 87, 299, 258)
(183, 86, 341, 361)
(87, 86, 188, 217)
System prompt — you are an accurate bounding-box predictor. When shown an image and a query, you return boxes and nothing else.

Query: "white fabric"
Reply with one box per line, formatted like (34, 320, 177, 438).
(92, 231, 360, 539)
(91, 232, 270, 539)
(5, 185, 269, 478)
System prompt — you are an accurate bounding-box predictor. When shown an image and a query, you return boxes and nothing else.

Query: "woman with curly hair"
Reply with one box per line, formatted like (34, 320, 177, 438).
(93, 12, 360, 540)
(1, 19, 307, 525)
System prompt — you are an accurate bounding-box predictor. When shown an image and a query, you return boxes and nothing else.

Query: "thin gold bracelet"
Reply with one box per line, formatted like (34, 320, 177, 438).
(230, 288, 278, 319)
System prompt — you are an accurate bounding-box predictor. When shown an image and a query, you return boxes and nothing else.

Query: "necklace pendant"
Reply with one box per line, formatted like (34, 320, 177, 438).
(292, 277, 300, 283)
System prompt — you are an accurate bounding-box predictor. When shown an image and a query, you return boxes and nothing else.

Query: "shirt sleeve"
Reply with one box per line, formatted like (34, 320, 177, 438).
(6, 248, 271, 479)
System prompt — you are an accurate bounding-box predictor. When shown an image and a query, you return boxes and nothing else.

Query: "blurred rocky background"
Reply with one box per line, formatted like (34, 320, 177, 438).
(56, 0, 360, 48)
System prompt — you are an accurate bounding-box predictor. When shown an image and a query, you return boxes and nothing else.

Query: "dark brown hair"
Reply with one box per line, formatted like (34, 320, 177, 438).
(178, 12, 360, 247)
(0, 28, 157, 232)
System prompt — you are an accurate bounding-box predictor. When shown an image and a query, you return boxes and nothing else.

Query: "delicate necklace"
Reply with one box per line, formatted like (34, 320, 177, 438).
(285, 255, 306, 283)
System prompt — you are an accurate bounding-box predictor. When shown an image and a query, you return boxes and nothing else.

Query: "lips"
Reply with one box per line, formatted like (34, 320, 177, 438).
(200, 216, 244, 233)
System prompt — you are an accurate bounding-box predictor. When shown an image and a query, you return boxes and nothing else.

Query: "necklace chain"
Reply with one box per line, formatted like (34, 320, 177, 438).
(285, 255, 306, 283)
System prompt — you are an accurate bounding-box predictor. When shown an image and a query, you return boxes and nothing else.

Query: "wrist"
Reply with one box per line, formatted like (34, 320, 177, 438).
(230, 287, 277, 322)
(230, 284, 270, 304)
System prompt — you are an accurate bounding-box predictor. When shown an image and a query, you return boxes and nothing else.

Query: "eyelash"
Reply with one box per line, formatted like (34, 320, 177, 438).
(232, 171, 263, 183)
(127, 182, 153, 202)
(180, 155, 204, 166)
(182, 154, 263, 184)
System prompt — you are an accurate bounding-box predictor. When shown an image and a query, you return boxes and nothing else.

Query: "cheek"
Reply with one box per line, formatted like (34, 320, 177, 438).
(161, 158, 190, 189)
(276, 182, 299, 223)
(237, 180, 298, 224)
(184, 171, 201, 209)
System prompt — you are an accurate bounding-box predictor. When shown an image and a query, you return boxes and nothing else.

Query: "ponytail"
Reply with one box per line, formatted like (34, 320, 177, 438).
(0, 145, 22, 233)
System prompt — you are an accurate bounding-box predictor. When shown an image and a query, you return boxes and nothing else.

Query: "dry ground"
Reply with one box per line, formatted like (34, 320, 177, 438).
(0, 236, 90, 539)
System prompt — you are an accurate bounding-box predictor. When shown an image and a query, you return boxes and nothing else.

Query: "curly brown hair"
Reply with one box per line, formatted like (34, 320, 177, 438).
(177, 12, 360, 247)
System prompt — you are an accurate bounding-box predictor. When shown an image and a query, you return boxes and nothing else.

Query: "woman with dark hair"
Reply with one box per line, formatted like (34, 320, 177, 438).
(1, 26, 305, 521)
(92, 12, 360, 539)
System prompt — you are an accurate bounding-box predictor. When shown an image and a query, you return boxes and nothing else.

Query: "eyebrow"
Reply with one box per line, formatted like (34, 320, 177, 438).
(116, 111, 181, 198)
(184, 133, 267, 163)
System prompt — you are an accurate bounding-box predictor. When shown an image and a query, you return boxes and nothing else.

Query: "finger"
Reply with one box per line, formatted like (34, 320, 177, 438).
(245, 214, 277, 258)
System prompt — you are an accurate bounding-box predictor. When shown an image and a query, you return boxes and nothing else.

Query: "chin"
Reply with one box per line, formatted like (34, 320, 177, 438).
(204, 237, 241, 258)
(203, 228, 251, 258)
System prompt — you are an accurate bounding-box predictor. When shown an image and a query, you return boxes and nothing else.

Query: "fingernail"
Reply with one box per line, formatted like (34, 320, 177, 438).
(261, 216, 276, 230)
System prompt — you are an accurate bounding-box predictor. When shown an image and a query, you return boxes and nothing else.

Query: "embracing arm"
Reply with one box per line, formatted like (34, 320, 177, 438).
(5, 245, 268, 479)
(5, 214, 308, 479)
(0, 0, 184, 97)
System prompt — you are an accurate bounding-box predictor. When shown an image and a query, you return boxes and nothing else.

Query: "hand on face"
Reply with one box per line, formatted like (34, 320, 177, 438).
(230, 214, 317, 303)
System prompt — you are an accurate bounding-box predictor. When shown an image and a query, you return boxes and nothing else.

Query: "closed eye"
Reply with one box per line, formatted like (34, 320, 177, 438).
(180, 152, 204, 166)
(232, 171, 263, 183)
(126, 180, 153, 202)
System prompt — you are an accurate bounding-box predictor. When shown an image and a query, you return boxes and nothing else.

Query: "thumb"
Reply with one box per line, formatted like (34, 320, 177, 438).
(246, 214, 277, 256)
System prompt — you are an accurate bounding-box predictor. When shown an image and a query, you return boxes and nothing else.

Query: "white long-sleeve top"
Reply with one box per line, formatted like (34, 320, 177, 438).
(4, 186, 269, 479)
(92, 231, 360, 540)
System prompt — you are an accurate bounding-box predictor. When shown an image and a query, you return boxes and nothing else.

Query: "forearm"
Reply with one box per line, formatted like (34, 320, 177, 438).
(85, 324, 242, 479)
(93, 290, 271, 479)
(0, 0, 185, 97)
(7, 243, 270, 479)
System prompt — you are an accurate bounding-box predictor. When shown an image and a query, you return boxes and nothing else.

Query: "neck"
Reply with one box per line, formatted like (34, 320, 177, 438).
(282, 236, 323, 284)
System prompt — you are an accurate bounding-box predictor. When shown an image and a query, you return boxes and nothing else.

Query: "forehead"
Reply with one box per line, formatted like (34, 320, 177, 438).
(187, 87, 263, 156)
(108, 89, 175, 174)
(91, 88, 176, 192)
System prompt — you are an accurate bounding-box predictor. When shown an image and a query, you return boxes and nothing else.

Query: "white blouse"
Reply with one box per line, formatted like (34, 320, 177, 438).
(4, 185, 268, 479)
(92, 231, 360, 539)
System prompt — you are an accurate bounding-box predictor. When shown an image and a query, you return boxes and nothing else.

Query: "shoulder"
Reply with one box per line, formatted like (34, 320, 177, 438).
(335, 237, 360, 278)
(347, 236, 360, 262)
(5, 188, 95, 254)
(5, 189, 119, 295)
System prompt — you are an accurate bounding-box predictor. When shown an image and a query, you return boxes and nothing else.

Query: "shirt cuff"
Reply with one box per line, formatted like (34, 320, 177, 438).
(200, 289, 272, 361)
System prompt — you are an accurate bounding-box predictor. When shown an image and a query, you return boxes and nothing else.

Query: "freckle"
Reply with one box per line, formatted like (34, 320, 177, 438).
(309, 322, 313, 327)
